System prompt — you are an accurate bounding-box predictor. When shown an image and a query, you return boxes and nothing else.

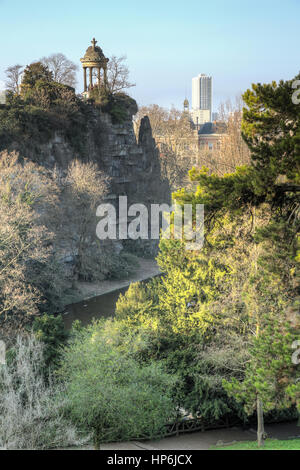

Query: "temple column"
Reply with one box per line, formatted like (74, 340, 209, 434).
(104, 66, 108, 89)
(89, 67, 93, 89)
(98, 67, 101, 89)
(83, 67, 87, 92)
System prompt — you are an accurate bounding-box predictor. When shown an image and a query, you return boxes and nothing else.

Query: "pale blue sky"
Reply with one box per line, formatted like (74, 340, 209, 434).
(0, 0, 299, 110)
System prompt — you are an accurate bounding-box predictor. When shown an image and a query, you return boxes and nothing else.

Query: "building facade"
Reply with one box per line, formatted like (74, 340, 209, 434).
(197, 121, 226, 152)
(191, 74, 212, 126)
(0, 91, 6, 105)
(191, 109, 211, 128)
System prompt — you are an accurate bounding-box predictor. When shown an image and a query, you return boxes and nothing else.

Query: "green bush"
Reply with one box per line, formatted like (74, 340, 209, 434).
(104, 251, 140, 280)
(60, 320, 177, 449)
(32, 314, 68, 370)
(90, 90, 137, 123)
(115, 278, 247, 424)
(0, 80, 89, 155)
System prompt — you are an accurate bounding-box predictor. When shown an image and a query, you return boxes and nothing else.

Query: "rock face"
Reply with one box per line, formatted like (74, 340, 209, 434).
(93, 110, 170, 255)
(12, 104, 171, 255)
(88, 110, 170, 209)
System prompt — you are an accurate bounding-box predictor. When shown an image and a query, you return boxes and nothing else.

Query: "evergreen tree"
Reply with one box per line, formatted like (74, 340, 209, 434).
(21, 62, 53, 90)
(173, 74, 300, 445)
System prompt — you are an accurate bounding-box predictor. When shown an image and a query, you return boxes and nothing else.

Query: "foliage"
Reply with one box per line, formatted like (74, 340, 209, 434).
(0, 335, 87, 450)
(0, 58, 137, 156)
(0, 64, 88, 154)
(114, 74, 300, 433)
(104, 92, 138, 123)
(173, 74, 300, 442)
(115, 259, 248, 423)
(213, 439, 300, 450)
(116, 282, 155, 326)
(90, 89, 138, 123)
(218, 77, 300, 434)
(241, 76, 300, 193)
(32, 314, 69, 370)
(223, 316, 299, 414)
(0, 151, 143, 340)
(60, 320, 177, 448)
(105, 251, 140, 280)
(21, 62, 53, 90)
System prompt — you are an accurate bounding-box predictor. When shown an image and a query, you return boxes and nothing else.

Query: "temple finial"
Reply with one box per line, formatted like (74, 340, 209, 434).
(91, 38, 97, 50)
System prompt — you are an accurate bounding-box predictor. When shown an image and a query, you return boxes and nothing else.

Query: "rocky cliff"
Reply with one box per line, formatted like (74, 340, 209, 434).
(3, 100, 170, 256)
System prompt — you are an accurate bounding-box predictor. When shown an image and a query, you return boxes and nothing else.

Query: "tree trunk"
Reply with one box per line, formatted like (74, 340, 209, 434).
(257, 397, 265, 448)
(94, 435, 100, 450)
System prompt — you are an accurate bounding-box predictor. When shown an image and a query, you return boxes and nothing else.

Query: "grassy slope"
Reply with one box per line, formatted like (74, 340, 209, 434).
(213, 439, 300, 450)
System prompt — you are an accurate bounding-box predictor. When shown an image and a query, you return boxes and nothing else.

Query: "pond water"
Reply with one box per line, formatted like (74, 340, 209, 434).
(63, 287, 128, 329)
(63, 275, 160, 329)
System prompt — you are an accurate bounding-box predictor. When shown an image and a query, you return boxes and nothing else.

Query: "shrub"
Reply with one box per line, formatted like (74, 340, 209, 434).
(60, 320, 177, 449)
(89, 90, 137, 123)
(115, 278, 248, 423)
(32, 314, 69, 371)
(0, 79, 88, 155)
(0, 335, 87, 450)
(106, 251, 140, 280)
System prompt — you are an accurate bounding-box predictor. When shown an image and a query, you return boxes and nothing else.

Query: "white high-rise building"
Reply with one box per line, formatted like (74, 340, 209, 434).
(191, 74, 212, 126)
(0, 81, 6, 105)
(0, 91, 6, 105)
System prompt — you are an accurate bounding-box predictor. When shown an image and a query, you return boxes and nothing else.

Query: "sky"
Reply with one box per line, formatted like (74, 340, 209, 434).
(0, 0, 299, 111)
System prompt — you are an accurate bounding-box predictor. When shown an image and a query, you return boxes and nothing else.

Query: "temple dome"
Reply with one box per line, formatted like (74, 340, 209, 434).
(82, 45, 105, 62)
(80, 38, 109, 67)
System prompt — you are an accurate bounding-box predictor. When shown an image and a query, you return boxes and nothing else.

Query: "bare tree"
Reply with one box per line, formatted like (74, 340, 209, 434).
(135, 105, 197, 190)
(40, 53, 78, 88)
(135, 98, 251, 187)
(5, 64, 23, 93)
(107, 55, 135, 94)
(0, 151, 63, 337)
(58, 160, 110, 283)
(134, 104, 168, 137)
(197, 97, 251, 175)
(159, 143, 190, 191)
(0, 335, 87, 450)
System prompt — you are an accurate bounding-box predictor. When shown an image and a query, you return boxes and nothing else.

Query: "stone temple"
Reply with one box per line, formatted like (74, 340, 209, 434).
(80, 38, 109, 96)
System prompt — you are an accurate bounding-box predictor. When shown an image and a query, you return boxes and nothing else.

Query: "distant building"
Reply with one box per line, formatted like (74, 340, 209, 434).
(183, 98, 189, 112)
(191, 74, 212, 126)
(212, 112, 219, 121)
(191, 109, 211, 128)
(197, 121, 226, 152)
(0, 90, 6, 105)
